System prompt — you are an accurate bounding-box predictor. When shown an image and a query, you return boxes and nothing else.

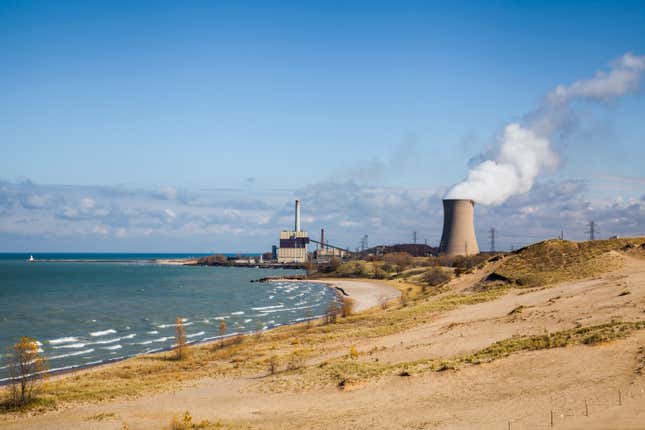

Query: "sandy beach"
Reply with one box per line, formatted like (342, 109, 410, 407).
(2, 247, 645, 429)
(312, 278, 401, 312)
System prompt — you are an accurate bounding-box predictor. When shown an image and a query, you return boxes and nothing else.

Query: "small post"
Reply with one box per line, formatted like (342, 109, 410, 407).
(550, 410, 554, 427)
(584, 399, 589, 417)
(508, 421, 511, 430)
(618, 390, 622, 406)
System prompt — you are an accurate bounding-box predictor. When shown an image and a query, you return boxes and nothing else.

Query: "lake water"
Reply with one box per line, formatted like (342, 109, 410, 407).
(0, 254, 336, 381)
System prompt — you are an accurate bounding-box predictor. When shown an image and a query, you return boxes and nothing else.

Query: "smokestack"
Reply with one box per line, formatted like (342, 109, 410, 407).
(439, 199, 479, 257)
(295, 199, 301, 232)
(321, 228, 325, 249)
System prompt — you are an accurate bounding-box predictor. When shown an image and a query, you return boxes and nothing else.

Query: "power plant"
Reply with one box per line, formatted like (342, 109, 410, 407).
(277, 199, 310, 263)
(439, 199, 480, 257)
(272, 197, 480, 265)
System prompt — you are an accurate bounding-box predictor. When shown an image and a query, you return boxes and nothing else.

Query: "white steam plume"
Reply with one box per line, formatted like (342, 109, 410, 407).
(446, 53, 645, 205)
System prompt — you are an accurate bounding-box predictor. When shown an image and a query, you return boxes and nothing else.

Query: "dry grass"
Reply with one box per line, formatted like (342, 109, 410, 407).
(489, 238, 645, 288)
(257, 321, 645, 393)
(5, 238, 643, 416)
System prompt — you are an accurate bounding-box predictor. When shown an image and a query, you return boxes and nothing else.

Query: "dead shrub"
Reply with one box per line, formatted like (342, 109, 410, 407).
(422, 267, 452, 287)
(342, 296, 356, 317)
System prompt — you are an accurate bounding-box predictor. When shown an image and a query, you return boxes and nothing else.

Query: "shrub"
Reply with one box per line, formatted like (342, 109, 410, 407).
(372, 266, 387, 279)
(384, 252, 412, 274)
(349, 345, 359, 359)
(6, 336, 47, 406)
(287, 350, 306, 371)
(325, 301, 340, 324)
(175, 317, 189, 360)
(268, 355, 280, 375)
(422, 267, 452, 286)
(218, 320, 227, 348)
(399, 290, 410, 307)
(342, 296, 356, 317)
(336, 261, 368, 277)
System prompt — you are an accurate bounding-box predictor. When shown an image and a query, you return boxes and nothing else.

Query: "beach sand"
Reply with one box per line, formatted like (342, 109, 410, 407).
(2, 258, 645, 429)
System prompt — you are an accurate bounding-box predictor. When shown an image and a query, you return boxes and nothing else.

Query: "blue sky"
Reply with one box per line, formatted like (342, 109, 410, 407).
(1, 1, 644, 252)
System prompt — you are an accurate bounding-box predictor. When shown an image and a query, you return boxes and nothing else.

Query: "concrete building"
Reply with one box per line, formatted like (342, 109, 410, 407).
(439, 199, 480, 257)
(277, 199, 310, 263)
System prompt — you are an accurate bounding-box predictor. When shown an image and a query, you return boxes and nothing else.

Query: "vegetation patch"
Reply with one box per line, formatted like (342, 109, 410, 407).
(491, 238, 645, 288)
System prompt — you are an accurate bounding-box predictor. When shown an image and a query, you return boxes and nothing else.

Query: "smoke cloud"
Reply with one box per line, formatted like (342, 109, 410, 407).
(446, 53, 645, 205)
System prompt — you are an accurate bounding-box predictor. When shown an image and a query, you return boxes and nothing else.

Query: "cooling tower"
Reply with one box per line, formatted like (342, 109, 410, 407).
(439, 199, 479, 257)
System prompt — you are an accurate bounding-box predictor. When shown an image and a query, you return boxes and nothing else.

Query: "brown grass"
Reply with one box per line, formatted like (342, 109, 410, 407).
(490, 238, 645, 288)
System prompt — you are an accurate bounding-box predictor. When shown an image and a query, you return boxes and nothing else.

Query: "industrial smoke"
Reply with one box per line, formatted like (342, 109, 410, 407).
(446, 53, 645, 206)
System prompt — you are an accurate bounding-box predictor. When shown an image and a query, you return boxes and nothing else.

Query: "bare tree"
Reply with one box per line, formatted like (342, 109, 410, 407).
(7, 336, 47, 406)
(175, 317, 188, 360)
(218, 320, 227, 348)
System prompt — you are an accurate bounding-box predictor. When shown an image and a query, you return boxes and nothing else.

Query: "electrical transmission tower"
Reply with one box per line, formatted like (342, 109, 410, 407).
(360, 234, 369, 251)
(587, 221, 596, 241)
(489, 227, 496, 252)
(412, 231, 417, 244)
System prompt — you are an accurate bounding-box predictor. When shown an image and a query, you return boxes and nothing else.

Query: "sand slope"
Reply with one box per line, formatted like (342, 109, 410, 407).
(3, 256, 645, 429)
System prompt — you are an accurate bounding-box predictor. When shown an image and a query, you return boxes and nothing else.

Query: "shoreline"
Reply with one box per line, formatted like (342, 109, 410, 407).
(1, 278, 400, 386)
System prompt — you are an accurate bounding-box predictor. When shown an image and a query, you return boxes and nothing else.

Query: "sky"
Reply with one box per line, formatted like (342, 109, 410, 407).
(1, 0, 645, 252)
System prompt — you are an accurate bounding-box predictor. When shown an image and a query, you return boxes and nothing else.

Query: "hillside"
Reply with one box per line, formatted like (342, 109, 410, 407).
(3, 238, 645, 429)
(485, 237, 645, 288)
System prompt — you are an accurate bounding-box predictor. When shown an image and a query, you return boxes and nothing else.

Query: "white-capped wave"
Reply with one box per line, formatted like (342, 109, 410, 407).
(90, 337, 120, 345)
(251, 305, 284, 311)
(121, 333, 136, 340)
(244, 318, 253, 323)
(53, 343, 86, 349)
(231, 311, 244, 315)
(103, 344, 122, 350)
(147, 330, 158, 334)
(49, 336, 79, 345)
(260, 304, 316, 314)
(186, 331, 205, 339)
(49, 348, 95, 360)
(157, 321, 193, 328)
(90, 329, 116, 337)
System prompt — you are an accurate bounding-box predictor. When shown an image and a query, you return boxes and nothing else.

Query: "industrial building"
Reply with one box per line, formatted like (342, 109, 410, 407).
(313, 228, 348, 262)
(439, 199, 480, 257)
(277, 199, 310, 263)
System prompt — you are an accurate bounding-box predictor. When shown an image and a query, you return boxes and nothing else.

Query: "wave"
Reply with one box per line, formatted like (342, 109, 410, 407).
(258, 304, 316, 314)
(231, 311, 244, 315)
(121, 333, 136, 340)
(186, 331, 205, 339)
(89, 337, 120, 345)
(53, 342, 86, 349)
(90, 329, 116, 337)
(251, 305, 284, 311)
(49, 336, 79, 345)
(157, 321, 193, 328)
(102, 344, 122, 350)
(49, 348, 95, 360)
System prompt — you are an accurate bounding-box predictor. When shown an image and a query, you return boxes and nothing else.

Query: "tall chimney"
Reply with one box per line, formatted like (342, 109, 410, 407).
(294, 199, 301, 232)
(439, 199, 479, 257)
(321, 228, 325, 249)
